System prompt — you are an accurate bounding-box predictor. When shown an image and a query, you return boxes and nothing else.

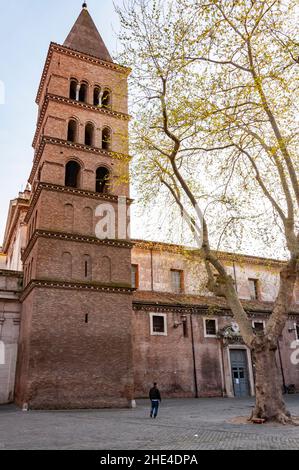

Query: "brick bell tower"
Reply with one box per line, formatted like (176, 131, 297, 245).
(15, 4, 135, 409)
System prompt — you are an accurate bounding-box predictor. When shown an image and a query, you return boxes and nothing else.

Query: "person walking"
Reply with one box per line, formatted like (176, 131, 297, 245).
(149, 382, 161, 418)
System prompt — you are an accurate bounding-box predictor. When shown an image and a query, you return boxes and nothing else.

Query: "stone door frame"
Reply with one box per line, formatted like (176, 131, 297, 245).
(224, 344, 255, 397)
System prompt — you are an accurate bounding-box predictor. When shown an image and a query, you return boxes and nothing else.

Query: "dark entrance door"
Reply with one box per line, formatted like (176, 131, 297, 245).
(230, 349, 250, 397)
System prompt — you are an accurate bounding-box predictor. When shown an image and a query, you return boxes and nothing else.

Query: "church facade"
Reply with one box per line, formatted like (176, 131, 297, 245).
(0, 5, 298, 409)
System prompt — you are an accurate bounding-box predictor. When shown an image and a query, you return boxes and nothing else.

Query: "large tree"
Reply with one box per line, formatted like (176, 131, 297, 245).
(116, 0, 299, 422)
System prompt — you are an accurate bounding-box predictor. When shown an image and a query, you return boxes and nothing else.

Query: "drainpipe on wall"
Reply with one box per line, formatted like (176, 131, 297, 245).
(219, 339, 226, 397)
(233, 261, 238, 292)
(190, 311, 199, 398)
(150, 248, 154, 291)
(277, 337, 286, 393)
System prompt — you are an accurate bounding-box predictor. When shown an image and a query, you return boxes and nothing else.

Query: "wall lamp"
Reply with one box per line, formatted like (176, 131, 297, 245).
(174, 315, 187, 328)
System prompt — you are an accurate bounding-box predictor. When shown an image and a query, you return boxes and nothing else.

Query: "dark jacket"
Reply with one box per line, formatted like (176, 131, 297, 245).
(149, 387, 161, 401)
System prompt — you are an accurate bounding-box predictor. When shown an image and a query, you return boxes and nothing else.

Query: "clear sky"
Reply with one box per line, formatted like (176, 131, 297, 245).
(0, 0, 124, 244)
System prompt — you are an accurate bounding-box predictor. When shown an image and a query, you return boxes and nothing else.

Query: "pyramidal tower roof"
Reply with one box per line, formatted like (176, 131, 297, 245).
(63, 3, 113, 62)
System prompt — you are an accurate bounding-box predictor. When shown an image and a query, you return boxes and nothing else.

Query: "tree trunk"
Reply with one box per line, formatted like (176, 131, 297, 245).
(251, 342, 291, 424)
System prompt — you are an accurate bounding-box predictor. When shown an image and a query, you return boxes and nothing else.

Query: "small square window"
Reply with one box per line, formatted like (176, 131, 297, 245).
(150, 313, 167, 336)
(253, 321, 264, 332)
(204, 318, 217, 337)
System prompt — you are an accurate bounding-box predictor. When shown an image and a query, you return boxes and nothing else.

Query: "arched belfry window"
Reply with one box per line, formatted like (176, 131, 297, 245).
(67, 119, 77, 143)
(70, 79, 78, 100)
(65, 161, 81, 188)
(102, 127, 111, 151)
(96, 167, 110, 194)
(93, 86, 101, 106)
(102, 89, 111, 108)
(79, 82, 88, 103)
(85, 123, 94, 146)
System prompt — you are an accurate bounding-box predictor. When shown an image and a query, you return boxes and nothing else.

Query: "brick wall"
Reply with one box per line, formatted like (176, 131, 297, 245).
(132, 244, 299, 303)
(132, 309, 229, 398)
(25, 236, 131, 285)
(15, 287, 134, 409)
(0, 271, 22, 404)
(38, 49, 129, 116)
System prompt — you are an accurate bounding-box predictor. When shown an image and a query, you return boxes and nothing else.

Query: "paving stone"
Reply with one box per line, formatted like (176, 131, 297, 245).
(0, 396, 299, 450)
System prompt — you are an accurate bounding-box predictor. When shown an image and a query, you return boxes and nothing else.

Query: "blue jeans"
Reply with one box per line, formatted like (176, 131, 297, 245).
(150, 400, 159, 417)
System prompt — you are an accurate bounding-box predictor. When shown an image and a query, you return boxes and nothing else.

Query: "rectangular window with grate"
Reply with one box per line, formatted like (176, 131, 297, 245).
(171, 269, 184, 293)
(153, 316, 164, 332)
(150, 313, 167, 336)
(204, 318, 217, 337)
(248, 278, 260, 300)
(253, 321, 265, 332)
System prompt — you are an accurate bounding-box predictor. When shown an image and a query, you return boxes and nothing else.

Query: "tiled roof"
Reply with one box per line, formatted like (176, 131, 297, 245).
(63, 8, 113, 62)
(133, 290, 299, 314)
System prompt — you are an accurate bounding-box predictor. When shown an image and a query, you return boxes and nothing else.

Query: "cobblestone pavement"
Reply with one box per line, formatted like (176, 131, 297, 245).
(1, 396, 299, 450)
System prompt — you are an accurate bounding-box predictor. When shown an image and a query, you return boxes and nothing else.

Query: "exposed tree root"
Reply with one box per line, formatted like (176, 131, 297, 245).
(248, 409, 299, 425)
